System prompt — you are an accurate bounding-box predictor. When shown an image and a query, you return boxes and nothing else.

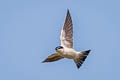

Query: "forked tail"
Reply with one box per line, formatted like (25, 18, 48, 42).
(74, 50, 91, 69)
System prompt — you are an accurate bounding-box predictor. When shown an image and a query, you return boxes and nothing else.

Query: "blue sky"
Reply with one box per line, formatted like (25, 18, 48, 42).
(0, 0, 120, 80)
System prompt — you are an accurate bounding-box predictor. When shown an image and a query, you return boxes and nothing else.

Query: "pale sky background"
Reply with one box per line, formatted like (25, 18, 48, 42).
(0, 0, 120, 80)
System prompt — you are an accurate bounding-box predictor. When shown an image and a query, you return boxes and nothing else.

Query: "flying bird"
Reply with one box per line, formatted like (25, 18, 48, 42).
(42, 10, 91, 69)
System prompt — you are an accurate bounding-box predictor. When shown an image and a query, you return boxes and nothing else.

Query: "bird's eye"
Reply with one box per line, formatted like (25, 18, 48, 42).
(55, 46, 63, 50)
(60, 46, 63, 49)
(58, 46, 63, 49)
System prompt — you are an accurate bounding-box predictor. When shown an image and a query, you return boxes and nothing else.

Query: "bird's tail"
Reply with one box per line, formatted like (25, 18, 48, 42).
(74, 50, 91, 69)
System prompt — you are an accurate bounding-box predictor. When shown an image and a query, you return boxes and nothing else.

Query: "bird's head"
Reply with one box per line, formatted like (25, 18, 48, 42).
(55, 46, 64, 53)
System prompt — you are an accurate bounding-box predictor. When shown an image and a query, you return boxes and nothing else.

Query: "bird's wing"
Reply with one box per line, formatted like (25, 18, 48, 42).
(42, 53, 64, 63)
(60, 10, 73, 48)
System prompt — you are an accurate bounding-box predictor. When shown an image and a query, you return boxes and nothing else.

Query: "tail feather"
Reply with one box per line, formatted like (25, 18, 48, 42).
(74, 50, 91, 69)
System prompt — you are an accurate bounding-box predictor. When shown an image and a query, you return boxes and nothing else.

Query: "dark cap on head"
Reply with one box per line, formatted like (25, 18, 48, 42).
(55, 46, 63, 50)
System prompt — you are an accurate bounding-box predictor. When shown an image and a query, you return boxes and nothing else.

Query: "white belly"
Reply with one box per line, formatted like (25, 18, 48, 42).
(62, 48, 76, 59)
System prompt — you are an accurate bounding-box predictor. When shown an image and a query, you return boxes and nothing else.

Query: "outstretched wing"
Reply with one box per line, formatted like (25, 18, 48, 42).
(42, 53, 64, 63)
(60, 10, 73, 48)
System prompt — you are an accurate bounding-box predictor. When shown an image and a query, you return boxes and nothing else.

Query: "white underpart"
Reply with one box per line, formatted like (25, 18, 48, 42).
(59, 47, 79, 59)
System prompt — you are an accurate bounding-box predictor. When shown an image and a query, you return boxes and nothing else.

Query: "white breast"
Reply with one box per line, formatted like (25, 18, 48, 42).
(63, 48, 77, 59)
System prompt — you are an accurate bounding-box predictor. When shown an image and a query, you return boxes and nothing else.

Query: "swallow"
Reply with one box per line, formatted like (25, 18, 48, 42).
(42, 10, 91, 69)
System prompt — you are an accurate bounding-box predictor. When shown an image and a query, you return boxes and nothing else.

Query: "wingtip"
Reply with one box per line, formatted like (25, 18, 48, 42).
(67, 9, 70, 14)
(67, 9, 69, 12)
(41, 60, 45, 63)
